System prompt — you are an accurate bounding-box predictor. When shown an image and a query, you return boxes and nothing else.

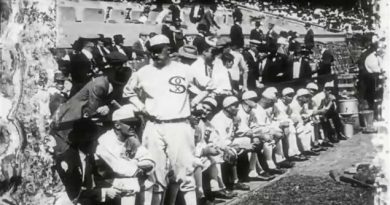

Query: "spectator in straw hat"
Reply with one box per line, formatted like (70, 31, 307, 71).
(178, 45, 198, 65)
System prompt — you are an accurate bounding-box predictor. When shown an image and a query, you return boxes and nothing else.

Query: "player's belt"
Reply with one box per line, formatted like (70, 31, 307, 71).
(149, 117, 189, 124)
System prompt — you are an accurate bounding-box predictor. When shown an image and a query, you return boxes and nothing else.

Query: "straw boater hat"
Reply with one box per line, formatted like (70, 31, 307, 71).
(178, 45, 198, 60)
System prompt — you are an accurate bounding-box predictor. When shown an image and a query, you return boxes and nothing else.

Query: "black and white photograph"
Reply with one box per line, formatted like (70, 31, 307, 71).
(0, 0, 389, 204)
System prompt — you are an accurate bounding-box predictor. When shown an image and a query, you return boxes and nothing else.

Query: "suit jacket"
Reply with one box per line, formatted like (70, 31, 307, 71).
(250, 28, 264, 42)
(69, 52, 93, 85)
(230, 24, 244, 48)
(92, 46, 110, 70)
(111, 45, 134, 60)
(262, 53, 290, 84)
(55, 147, 103, 204)
(318, 49, 334, 75)
(304, 29, 315, 50)
(132, 40, 147, 58)
(243, 50, 260, 90)
(266, 29, 279, 49)
(192, 34, 207, 53)
(53, 76, 111, 131)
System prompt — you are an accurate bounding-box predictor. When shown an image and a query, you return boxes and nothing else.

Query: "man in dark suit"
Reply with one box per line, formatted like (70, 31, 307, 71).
(289, 49, 315, 87)
(92, 34, 111, 71)
(265, 23, 278, 52)
(304, 23, 315, 51)
(132, 32, 148, 59)
(69, 39, 95, 97)
(112, 34, 135, 60)
(243, 40, 261, 90)
(55, 118, 124, 205)
(317, 43, 334, 88)
(192, 23, 210, 54)
(261, 44, 290, 85)
(250, 21, 264, 45)
(230, 15, 244, 49)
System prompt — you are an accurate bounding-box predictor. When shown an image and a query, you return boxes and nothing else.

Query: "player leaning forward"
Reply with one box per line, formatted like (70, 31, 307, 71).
(123, 35, 215, 205)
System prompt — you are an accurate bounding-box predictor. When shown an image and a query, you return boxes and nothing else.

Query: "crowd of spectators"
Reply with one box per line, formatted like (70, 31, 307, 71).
(49, 1, 385, 205)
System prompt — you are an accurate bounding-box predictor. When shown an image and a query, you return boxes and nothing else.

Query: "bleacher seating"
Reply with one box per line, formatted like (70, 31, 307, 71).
(83, 8, 105, 22)
(58, 7, 77, 22)
(108, 9, 126, 23)
(130, 10, 142, 20)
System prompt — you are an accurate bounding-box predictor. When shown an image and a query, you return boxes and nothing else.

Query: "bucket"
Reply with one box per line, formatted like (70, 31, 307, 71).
(343, 123, 354, 138)
(359, 110, 374, 128)
(338, 98, 359, 115)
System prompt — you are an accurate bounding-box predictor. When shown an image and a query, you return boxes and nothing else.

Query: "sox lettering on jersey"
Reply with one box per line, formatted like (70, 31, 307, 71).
(169, 76, 186, 94)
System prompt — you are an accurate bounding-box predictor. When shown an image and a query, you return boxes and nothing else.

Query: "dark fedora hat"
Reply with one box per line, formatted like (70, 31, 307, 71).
(113, 34, 125, 44)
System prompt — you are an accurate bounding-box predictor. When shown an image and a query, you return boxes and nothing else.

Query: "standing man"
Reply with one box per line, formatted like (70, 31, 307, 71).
(123, 35, 215, 205)
(250, 21, 264, 45)
(243, 41, 260, 90)
(230, 13, 244, 49)
(304, 23, 315, 51)
(265, 23, 278, 52)
(198, 4, 221, 33)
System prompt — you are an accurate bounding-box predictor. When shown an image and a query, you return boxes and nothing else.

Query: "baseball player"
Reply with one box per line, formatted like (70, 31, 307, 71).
(251, 87, 286, 175)
(272, 88, 308, 161)
(122, 34, 214, 205)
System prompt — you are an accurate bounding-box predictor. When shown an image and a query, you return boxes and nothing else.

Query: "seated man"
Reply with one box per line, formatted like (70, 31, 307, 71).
(317, 81, 347, 143)
(238, 91, 278, 180)
(191, 97, 237, 203)
(252, 88, 288, 175)
(272, 87, 308, 162)
(95, 104, 155, 205)
(209, 96, 251, 192)
(289, 89, 320, 156)
(55, 118, 125, 205)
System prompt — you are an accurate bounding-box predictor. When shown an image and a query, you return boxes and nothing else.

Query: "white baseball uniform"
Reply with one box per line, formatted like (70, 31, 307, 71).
(123, 61, 212, 192)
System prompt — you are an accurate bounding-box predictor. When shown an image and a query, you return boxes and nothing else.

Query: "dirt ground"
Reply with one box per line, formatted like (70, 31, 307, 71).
(220, 126, 386, 205)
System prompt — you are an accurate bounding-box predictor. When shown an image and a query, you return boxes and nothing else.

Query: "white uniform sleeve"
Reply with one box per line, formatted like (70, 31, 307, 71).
(96, 144, 139, 177)
(123, 72, 145, 111)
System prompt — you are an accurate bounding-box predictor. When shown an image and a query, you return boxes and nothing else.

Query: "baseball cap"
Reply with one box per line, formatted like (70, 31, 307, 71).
(262, 87, 277, 101)
(296, 88, 311, 97)
(112, 104, 137, 121)
(242, 91, 258, 101)
(282, 87, 295, 96)
(223, 96, 239, 108)
(306, 82, 318, 91)
(202, 97, 218, 109)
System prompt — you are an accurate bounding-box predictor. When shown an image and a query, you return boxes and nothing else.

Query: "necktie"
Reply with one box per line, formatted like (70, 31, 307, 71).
(83, 154, 94, 189)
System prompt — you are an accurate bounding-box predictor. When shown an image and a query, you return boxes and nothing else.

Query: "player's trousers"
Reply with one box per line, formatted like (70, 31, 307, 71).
(142, 120, 196, 192)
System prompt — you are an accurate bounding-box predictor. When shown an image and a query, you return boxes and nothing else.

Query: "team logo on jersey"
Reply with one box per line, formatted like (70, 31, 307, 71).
(169, 76, 186, 94)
